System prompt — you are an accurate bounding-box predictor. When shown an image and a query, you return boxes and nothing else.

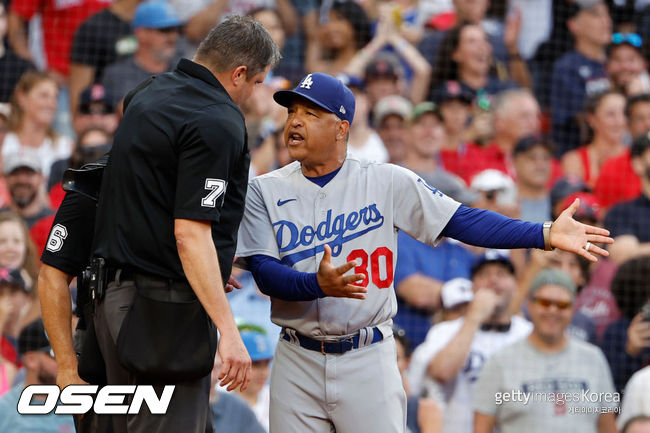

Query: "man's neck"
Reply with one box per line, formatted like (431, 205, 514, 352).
(301, 153, 346, 177)
(517, 183, 548, 200)
(527, 332, 568, 353)
(134, 51, 170, 75)
(575, 39, 606, 62)
(494, 134, 515, 154)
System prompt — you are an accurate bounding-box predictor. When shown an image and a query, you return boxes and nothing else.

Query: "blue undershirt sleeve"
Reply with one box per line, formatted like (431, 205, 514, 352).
(440, 204, 545, 249)
(247, 255, 326, 301)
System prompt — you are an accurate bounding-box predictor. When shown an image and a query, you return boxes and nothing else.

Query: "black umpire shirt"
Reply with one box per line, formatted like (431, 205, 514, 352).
(92, 59, 250, 283)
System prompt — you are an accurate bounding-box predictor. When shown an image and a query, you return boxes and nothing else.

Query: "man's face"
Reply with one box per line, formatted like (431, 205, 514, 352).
(365, 77, 400, 106)
(378, 114, 408, 163)
(632, 147, 650, 181)
(74, 103, 118, 135)
(453, 0, 489, 23)
(6, 167, 43, 208)
(138, 26, 180, 63)
(628, 101, 650, 139)
(570, 4, 612, 48)
(514, 145, 552, 190)
(35, 352, 58, 385)
(284, 99, 344, 166)
(528, 285, 574, 343)
(607, 45, 647, 89)
(410, 113, 445, 158)
(0, 284, 28, 331)
(546, 250, 587, 288)
(231, 67, 270, 106)
(471, 262, 517, 315)
(439, 100, 470, 136)
(245, 359, 271, 397)
(496, 95, 541, 141)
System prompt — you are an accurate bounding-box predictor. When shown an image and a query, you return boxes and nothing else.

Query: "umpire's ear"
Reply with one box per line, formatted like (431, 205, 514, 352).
(336, 120, 350, 142)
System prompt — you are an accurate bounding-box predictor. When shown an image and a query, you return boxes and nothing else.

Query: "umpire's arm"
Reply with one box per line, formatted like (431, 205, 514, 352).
(39, 264, 85, 389)
(175, 218, 251, 392)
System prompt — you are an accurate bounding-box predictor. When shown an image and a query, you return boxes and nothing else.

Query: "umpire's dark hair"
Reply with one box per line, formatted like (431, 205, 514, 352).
(625, 93, 650, 118)
(622, 415, 650, 433)
(195, 15, 281, 79)
(610, 255, 650, 319)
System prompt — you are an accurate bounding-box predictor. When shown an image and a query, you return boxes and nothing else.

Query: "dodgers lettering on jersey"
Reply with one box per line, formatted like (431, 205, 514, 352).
(237, 156, 461, 338)
(274, 205, 384, 266)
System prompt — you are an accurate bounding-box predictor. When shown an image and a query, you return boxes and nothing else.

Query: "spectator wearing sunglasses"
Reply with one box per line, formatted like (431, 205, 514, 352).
(607, 32, 649, 96)
(473, 268, 618, 433)
(101, 1, 183, 110)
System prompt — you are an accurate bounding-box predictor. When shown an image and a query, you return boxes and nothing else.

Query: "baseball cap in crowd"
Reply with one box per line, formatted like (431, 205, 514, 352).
(132, 0, 183, 30)
(631, 130, 650, 157)
(550, 176, 589, 212)
(79, 84, 115, 114)
(430, 81, 474, 105)
(365, 53, 402, 81)
(4, 148, 42, 175)
(274, 73, 356, 124)
(373, 95, 413, 128)
(336, 73, 365, 91)
(560, 192, 601, 222)
(567, 0, 606, 18)
(441, 278, 474, 309)
(0, 267, 28, 293)
(240, 330, 274, 362)
(18, 319, 52, 356)
(529, 268, 577, 299)
(512, 135, 553, 157)
(470, 250, 515, 279)
(411, 101, 442, 122)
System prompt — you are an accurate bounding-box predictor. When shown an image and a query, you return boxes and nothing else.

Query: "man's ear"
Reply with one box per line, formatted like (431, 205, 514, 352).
(22, 352, 39, 370)
(231, 66, 248, 87)
(336, 120, 350, 141)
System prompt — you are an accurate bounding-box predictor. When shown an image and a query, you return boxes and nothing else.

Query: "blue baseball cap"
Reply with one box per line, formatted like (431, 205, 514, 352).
(470, 250, 514, 278)
(273, 73, 355, 124)
(241, 330, 274, 362)
(133, 1, 183, 30)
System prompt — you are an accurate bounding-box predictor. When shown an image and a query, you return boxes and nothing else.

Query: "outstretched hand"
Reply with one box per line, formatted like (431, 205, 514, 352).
(317, 244, 368, 299)
(550, 198, 613, 262)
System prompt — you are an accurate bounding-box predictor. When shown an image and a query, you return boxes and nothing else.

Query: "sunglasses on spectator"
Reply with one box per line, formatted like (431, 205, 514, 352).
(612, 33, 642, 48)
(530, 297, 573, 310)
(155, 26, 182, 34)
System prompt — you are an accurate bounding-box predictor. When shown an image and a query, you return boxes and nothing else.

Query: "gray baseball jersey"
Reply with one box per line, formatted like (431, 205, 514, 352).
(236, 155, 461, 338)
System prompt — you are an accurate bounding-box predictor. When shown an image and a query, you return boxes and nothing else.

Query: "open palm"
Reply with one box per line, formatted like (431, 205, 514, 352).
(550, 199, 613, 262)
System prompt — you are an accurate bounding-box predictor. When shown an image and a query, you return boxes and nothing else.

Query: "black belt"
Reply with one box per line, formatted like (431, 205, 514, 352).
(106, 268, 196, 302)
(106, 267, 134, 283)
(282, 328, 383, 355)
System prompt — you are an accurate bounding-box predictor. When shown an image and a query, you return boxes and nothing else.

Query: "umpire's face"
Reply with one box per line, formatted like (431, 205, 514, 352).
(284, 98, 349, 169)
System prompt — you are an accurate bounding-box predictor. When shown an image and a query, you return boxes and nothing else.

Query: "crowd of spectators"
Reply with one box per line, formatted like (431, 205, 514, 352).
(0, 0, 650, 432)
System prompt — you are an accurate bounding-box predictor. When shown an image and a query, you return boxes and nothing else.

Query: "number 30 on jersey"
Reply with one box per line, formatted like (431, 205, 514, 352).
(347, 247, 394, 288)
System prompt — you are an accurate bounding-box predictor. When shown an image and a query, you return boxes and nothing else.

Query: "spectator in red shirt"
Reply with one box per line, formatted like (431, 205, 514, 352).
(434, 80, 487, 184)
(7, 0, 109, 79)
(594, 93, 650, 209)
(561, 90, 627, 189)
(482, 89, 542, 179)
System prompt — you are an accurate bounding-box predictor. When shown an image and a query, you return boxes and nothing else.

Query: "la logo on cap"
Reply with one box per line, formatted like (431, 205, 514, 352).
(300, 74, 314, 90)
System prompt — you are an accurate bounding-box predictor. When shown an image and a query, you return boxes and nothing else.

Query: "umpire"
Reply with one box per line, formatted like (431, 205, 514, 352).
(89, 16, 280, 433)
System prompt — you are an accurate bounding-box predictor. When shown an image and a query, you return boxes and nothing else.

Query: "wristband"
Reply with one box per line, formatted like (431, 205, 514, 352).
(543, 221, 553, 251)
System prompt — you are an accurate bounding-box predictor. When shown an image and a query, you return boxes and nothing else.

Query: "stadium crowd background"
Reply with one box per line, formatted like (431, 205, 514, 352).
(0, 0, 649, 432)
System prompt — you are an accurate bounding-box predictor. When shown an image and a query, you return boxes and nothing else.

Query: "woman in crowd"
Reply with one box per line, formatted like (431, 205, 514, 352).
(3, 71, 72, 180)
(305, 1, 372, 75)
(561, 90, 627, 189)
(429, 22, 523, 100)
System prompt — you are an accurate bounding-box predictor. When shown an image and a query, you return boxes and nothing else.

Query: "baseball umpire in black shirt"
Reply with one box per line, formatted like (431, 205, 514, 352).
(53, 16, 280, 433)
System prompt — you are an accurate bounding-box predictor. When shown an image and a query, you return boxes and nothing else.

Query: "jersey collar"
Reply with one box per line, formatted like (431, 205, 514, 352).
(176, 58, 230, 99)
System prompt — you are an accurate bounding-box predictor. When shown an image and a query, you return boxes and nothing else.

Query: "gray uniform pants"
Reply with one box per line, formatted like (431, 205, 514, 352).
(93, 273, 213, 433)
(269, 336, 406, 433)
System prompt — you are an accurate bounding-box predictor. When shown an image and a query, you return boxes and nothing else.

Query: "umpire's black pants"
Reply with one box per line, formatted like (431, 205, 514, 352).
(94, 271, 214, 433)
